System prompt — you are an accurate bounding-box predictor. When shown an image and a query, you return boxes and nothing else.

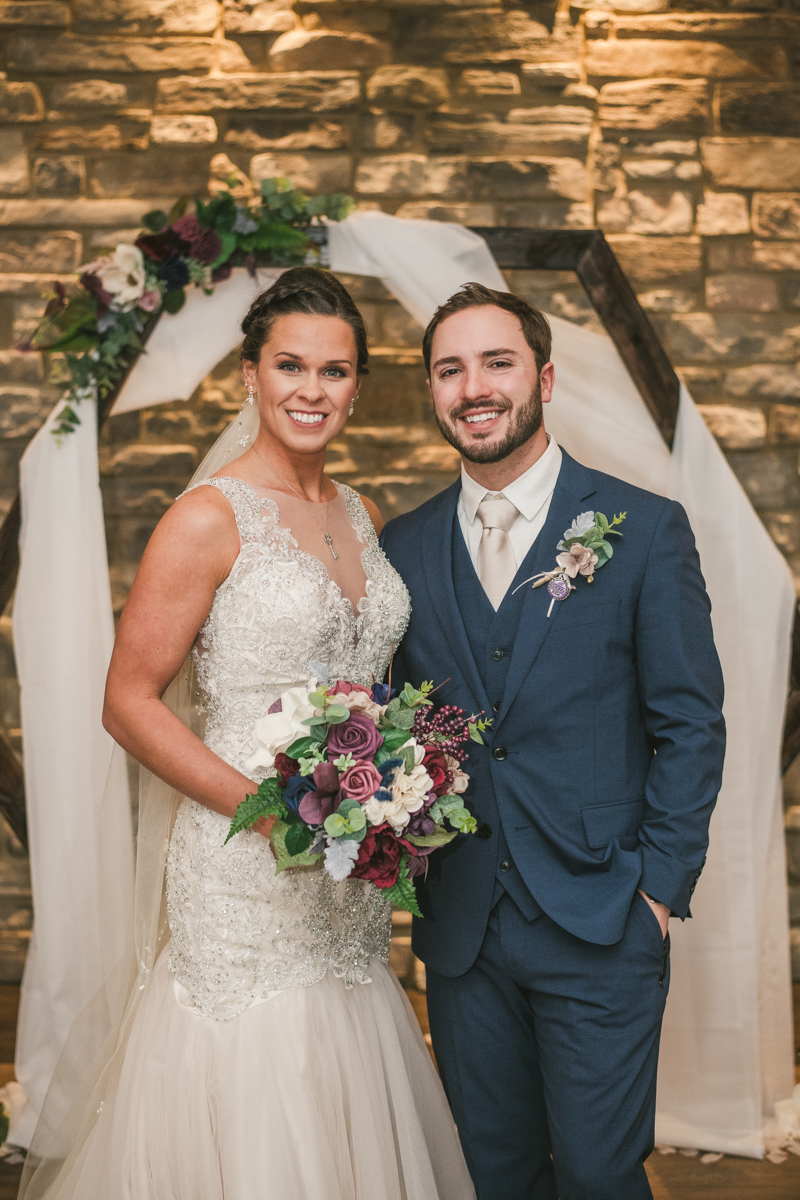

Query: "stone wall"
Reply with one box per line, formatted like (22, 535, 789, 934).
(2, 0, 800, 983)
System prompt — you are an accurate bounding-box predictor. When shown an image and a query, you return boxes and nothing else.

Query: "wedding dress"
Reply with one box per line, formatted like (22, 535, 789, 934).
(31, 475, 476, 1200)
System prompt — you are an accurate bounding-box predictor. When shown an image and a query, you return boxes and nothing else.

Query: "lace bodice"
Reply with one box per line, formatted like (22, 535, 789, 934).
(166, 477, 411, 1019)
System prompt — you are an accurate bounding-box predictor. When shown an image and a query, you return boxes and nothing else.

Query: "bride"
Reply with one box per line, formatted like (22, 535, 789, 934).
(19, 267, 475, 1200)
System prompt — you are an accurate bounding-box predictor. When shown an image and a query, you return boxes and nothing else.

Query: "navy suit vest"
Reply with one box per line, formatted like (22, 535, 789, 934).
(451, 521, 543, 921)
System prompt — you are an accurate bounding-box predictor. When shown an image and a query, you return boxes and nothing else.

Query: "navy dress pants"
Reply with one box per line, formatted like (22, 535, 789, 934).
(425, 891, 670, 1200)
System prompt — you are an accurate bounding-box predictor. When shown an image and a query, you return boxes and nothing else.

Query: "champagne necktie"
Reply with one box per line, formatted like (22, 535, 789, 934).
(476, 494, 519, 611)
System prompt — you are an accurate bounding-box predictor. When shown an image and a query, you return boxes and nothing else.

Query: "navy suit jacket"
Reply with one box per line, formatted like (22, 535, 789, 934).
(381, 449, 726, 978)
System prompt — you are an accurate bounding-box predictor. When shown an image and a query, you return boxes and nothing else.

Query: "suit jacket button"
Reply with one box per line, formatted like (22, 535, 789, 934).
(477, 823, 492, 839)
(492, 700, 501, 712)
(491, 649, 504, 661)
(499, 860, 511, 872)
(492, 746, 507, 761)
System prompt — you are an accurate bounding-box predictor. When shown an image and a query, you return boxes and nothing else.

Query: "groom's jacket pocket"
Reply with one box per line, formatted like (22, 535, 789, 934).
(550, 597, 621, 633)
(582, 797, 645, 849)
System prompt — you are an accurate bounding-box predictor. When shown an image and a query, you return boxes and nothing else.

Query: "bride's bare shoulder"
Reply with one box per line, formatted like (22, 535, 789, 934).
(147, 482, 238, 559)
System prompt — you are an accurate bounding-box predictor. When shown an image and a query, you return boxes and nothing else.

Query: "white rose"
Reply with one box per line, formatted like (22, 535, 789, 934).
(245, 683, 318, 772)
(96, 244, 146, 308)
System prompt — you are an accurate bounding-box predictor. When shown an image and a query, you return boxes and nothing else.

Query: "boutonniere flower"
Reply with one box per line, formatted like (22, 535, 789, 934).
(515, 510, 627, 617)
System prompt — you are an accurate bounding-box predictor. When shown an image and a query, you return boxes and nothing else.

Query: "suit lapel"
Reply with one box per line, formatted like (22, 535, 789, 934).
(495, 451, 597, 727)
(421, 481, 492, 715)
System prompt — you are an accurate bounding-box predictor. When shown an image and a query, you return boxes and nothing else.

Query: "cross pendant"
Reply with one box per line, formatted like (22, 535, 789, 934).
(324, 532, 339, 560)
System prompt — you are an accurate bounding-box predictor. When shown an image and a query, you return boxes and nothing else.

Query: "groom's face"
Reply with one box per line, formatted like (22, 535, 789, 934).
(427, 305, 553, 465)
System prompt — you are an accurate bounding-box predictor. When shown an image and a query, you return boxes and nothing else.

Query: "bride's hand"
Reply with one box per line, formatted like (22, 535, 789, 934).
(252, 814, 278, 849)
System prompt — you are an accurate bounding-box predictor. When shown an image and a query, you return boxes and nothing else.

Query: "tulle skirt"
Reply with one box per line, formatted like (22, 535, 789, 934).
(47, 947, 475, 1200)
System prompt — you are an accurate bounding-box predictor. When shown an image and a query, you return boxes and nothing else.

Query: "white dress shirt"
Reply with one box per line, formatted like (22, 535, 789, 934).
(457, 436, 563, 575)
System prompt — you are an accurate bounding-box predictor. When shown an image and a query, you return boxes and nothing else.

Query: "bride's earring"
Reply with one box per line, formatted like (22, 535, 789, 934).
(247, 384, 255, 405)
(349, 397, 355, 416)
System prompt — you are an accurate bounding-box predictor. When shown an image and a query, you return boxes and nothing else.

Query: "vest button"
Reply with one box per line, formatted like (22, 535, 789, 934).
(491, 648, 504, 661)
(493, 700, 501, 712)
(492, 746, 507, 761)
(499, 860, 511, 873)
(477, 823, 492, 839)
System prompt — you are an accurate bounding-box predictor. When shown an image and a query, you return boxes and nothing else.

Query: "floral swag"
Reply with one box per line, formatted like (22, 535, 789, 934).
(21, 176, 354, 439)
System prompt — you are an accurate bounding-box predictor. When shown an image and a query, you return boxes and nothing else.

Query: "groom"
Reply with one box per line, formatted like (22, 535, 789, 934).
(380, 284, 725, 1200)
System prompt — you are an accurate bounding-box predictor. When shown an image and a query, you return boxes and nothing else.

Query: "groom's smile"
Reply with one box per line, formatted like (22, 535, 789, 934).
(426, 304, 555, 472)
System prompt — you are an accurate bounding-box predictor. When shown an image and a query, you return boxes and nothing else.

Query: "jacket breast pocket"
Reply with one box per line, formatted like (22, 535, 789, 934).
(550, 597, 621, 634)
(582, 797, 645, 850)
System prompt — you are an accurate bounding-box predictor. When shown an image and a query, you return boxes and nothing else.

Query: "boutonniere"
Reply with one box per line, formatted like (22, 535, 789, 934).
(514, 510, 627, 617)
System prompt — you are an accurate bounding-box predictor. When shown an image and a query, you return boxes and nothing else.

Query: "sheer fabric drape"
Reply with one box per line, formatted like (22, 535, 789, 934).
(18, 406, 261, 1196)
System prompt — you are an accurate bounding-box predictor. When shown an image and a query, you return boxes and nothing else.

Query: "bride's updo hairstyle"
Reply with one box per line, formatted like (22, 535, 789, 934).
(240, 266, 369, 375)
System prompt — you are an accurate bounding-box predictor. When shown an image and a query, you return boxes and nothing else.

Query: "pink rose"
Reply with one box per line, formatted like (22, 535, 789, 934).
(340, 761, 383, 805)
(137, 289, 161, 312)
(331, 681, 373, 698)
(556, 544, 598, 579)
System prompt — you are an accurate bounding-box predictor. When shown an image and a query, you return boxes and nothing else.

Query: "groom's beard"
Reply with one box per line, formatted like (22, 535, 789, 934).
(434, 381, 543, 465)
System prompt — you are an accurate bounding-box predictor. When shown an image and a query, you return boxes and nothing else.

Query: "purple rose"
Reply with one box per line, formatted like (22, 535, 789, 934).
(171, 215, 222, 265)
(297, 762, 342, 826)
(327, 713, 383, 761)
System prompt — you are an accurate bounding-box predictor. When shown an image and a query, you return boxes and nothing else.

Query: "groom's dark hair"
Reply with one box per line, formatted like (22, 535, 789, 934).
(422, 282, 552, 378)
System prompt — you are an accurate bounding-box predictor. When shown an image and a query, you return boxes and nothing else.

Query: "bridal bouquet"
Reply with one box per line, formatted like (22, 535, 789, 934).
(225, 678, 490, 915)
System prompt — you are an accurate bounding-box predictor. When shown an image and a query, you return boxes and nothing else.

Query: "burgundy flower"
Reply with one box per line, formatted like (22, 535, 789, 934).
(171, 214, 222, 265)
(327, 713, 383, 761)
(43, 281, 67, 318)
(297, 762, 342, 826)
(211, 263, 232, 283)
(135, 229, 189, 263)
(422, 746, 449, 795)
(274, 753, 300, 784)
(351, 825, 405, 889)
(340, 761, 382, 805)
(171, 214, 204, 242)
(79, 272, 113, 316)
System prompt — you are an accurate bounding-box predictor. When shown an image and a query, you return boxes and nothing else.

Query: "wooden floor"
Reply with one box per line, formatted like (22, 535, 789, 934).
(0, 984, 797, 1198)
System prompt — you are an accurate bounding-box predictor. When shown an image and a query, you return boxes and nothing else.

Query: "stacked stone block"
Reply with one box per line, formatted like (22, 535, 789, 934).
(2, 0, 800, 981)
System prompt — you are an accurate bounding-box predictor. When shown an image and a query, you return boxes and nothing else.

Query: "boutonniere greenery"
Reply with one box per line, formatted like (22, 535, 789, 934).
(515, 510, 627, 616)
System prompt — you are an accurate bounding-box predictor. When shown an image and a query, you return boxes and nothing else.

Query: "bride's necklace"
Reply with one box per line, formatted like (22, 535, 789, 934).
(251, 444, 339, 561)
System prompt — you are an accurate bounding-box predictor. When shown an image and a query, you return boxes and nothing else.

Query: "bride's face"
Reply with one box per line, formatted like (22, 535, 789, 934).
(243, 312, 360, 454)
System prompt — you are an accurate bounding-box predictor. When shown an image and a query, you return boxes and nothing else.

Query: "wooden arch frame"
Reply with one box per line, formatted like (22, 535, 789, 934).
(0, 226, 795, 848)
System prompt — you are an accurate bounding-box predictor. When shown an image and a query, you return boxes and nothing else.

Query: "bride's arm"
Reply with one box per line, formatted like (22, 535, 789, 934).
(103, 487, 266, 827)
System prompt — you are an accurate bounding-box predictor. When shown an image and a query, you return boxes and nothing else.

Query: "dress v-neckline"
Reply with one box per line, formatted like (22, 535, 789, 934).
(235, 477, 372, 618)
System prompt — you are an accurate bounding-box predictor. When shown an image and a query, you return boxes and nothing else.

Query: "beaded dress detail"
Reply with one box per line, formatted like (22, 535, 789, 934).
(166, 476, 411, 1020)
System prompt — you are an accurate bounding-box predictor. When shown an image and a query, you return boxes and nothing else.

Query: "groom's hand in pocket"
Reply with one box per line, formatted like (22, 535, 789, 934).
(638, 889, 670, 939)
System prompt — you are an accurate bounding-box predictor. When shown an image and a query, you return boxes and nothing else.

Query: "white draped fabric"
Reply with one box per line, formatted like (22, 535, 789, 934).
(12, 211, 795, 1159)
(11, 395, 135, 1147)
